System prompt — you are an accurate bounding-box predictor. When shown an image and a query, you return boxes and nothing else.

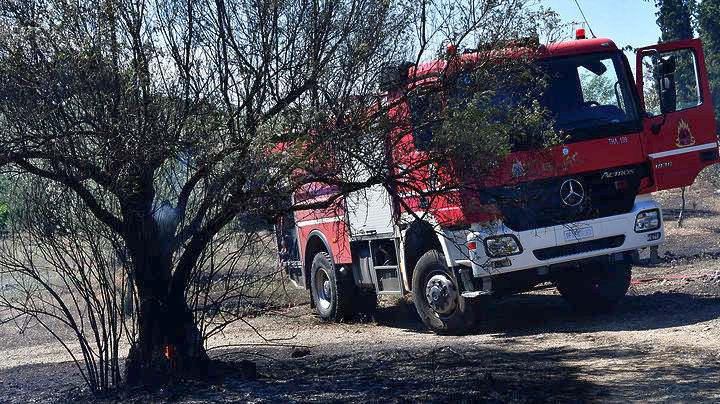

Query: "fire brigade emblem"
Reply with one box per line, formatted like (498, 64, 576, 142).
(511, 159, 525, 178)
(675, 119, 696, 148)
(560, 179, 584, 207)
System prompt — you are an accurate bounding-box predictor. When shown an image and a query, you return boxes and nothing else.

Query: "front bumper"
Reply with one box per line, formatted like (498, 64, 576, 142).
(463, 195, 663, 278)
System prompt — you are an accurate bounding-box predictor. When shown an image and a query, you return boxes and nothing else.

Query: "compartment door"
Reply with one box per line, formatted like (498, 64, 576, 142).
(346, 184, 395, 237)
(636, 38, 719, 191)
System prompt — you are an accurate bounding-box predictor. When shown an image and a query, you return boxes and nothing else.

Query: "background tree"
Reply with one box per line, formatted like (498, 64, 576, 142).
(654, 0, 696, 228)
(694, 0, 720, 230)
(698, 0, 720, 133)
(655, 0, 695, 43)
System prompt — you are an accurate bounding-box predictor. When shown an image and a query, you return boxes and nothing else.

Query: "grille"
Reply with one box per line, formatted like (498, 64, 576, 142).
(485, 163, 649, 231)
(532, 235, 625, 261)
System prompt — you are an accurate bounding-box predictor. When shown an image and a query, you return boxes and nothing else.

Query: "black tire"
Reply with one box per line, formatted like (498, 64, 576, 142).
(310, 252, 353, 321)
(553, 260, 631, 312)
(411, 250, 478, 335)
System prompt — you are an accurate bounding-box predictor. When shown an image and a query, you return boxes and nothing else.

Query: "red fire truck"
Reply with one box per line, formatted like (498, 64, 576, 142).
(276, 33, 719, 334)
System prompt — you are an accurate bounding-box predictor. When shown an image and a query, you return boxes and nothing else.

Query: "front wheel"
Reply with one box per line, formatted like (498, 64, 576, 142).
(553, 260, 631, 312)
(411, 250, 478, 335)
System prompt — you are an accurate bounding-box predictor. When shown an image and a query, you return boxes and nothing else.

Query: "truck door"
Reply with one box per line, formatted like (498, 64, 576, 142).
(636, 38, 719, 191)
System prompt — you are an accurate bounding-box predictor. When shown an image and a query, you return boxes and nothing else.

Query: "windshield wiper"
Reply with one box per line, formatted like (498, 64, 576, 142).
(557, 117, 616, 128)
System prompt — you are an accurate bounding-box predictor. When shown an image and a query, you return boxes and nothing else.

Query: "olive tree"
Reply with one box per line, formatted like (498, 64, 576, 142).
(0, 0, 411, 385)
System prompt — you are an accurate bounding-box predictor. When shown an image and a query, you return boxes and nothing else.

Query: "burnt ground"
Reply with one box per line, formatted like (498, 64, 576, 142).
(1, 181, 720, 403)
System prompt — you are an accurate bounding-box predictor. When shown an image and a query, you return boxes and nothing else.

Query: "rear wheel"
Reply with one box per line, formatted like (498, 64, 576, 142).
(310, 253, 353, 321)
(411, 250, 478, 335)
(553, 260, 631, 312)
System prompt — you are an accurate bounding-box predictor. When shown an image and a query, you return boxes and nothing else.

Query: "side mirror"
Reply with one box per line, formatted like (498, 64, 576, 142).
(656, 55, 677, 114)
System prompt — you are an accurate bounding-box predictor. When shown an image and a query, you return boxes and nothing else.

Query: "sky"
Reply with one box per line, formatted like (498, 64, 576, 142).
(541, 0, 662, 50)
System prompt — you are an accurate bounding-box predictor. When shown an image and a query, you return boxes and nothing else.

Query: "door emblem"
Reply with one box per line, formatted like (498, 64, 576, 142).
(511, 159, 525, 178)
(675, 119, 696, 148)
(560, 179, 585, 207)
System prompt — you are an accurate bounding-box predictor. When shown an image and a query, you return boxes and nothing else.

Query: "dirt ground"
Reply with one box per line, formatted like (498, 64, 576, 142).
(1, 181, 720, 403)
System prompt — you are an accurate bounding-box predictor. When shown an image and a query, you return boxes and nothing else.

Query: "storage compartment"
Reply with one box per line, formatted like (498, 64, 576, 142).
(375, 266, 401, 293)
(350, 238, 402, 293)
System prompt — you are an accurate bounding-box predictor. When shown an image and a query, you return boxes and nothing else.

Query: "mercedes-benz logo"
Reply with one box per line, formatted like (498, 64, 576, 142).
(560, 179, 585, 207)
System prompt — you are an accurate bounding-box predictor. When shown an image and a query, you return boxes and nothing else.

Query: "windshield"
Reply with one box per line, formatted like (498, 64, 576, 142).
(541, 52, 640, 139)
(408, 51, 641, 149)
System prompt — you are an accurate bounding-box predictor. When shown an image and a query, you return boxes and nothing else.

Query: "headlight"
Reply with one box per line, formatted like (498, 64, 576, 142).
(635, 209, 661, 232)
(484, 235, 522, 257)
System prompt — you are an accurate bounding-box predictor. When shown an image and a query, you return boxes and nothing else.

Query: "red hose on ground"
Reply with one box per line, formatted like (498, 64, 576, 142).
(630, 274, 710, 284)
(530, 273, 714, 291)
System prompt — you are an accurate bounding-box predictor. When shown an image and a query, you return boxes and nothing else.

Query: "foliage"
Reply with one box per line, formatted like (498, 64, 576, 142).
(0, 177, 8, 231)
(426, 55, 559, 176)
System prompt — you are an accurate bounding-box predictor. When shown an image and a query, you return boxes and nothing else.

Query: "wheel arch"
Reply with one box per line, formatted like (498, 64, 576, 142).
(402, 220, 443, 291)
(304, 230, 335, 289)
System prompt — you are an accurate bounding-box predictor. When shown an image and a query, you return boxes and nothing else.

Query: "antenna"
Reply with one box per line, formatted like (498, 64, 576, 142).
(574, 0, 596, 38)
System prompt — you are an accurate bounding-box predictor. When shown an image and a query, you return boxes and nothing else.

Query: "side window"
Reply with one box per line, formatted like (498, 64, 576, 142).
(641, 55, 662, 116)
(673, 49, 702, 110)
(642, 48, 701, 116)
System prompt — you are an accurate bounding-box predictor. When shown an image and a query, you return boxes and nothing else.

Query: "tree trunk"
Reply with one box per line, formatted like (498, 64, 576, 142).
(122, 204, 209, 385)
(121, 196, 214, 385)
(677, 186, 686, 228)
(124, 285, 208, 385)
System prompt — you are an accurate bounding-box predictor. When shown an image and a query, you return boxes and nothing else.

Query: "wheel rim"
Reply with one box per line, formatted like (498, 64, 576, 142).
(315, 267, 332, 310)
(425, 271, 458, 316)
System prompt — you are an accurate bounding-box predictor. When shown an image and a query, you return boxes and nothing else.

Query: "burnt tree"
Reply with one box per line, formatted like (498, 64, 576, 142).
(0, 0, 409, 384)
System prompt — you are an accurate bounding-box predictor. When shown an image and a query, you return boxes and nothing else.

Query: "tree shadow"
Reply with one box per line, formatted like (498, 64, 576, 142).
(0, 361, 83, 404)
(5, 293, 720, 403)
(148, 344, 602, 402)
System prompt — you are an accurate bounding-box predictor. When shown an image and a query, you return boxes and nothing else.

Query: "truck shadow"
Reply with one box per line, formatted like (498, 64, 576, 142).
(372, 290, 720, 337)
(481, 291, 720, 337)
